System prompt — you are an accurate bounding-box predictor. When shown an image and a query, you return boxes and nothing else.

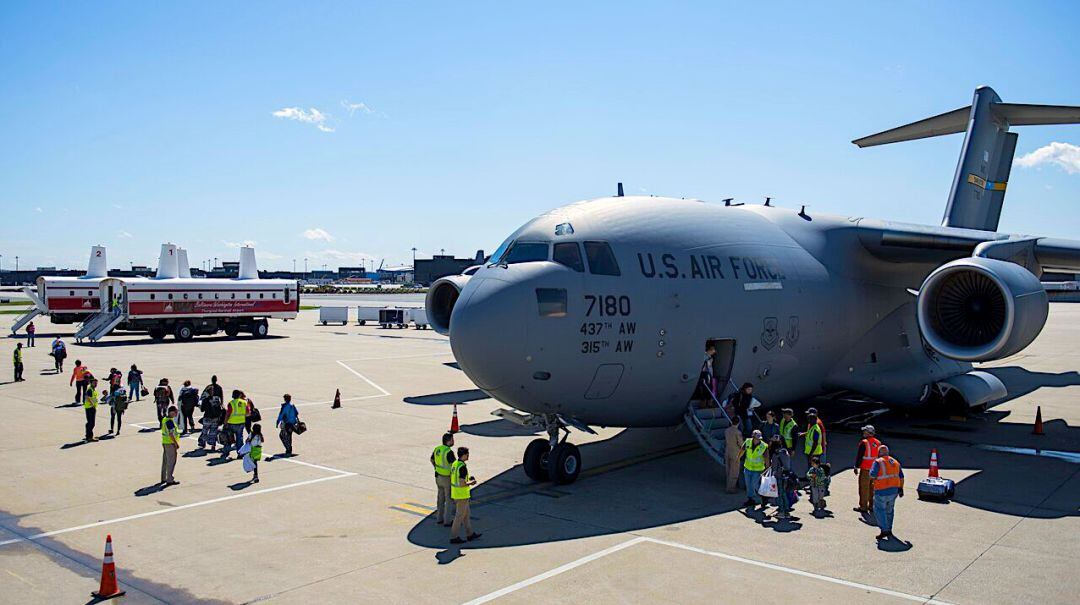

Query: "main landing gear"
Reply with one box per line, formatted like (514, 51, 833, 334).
(522, 415, 582, 485)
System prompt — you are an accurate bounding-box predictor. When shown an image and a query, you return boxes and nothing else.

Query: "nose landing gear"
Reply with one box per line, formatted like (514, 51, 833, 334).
(521, 415, 582, 485)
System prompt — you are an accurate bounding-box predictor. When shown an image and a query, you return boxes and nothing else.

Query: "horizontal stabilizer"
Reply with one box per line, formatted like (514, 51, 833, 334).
(992, 103, 1080, 126)
(852, 106, 969, 147)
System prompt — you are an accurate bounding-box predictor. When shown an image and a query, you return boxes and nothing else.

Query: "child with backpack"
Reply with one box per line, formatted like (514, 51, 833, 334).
(243, 423, 264, 483)
(807, 457, 831, 513)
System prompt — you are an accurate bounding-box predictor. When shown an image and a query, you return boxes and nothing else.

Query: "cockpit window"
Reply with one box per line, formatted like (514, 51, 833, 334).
(488, 236, 514, 266)
(536, 288, 567, 317)
(584, 241, 621, 276)
(503, 242, 549, 265)
(552, 242, 584, 273)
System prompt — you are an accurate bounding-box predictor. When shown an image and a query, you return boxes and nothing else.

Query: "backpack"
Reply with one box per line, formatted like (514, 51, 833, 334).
(154, 386, 170, 404)
(112, 389, 129, 412)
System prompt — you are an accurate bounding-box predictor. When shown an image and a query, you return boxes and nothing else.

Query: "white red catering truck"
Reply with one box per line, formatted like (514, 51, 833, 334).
(90, 244, 299, 342)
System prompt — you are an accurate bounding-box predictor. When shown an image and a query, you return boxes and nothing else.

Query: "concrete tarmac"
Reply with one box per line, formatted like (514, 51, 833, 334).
(0, 306, 1076, 604)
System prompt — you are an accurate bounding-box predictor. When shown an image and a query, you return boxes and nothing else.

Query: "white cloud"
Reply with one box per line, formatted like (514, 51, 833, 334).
(260, 251, 284, 261)
(118, 230, 133, 239)
(341, 99, 374, 116)
(301, 227, 335, 242)
(307, 249, 376, 265)
(1015, 142, 1080, 174)
(224, 240, 257, 249)
(34, 207, 43, 213)
(272, 107, 334, 132)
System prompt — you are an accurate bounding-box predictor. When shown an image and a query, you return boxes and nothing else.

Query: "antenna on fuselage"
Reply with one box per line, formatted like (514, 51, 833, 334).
(764, 196, 772, 207)
(723, 197, 744, 207)
(616, 182, 624, 197)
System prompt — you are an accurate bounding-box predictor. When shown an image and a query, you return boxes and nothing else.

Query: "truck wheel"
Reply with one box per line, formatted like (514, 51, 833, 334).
(253, 320, 269, 338)
(322, 321, 327, 326)
(174, 323, 195, 341)
(224, 324, 240, 338)
(149, 327, 167, 341)
(359, 320, 366, 326)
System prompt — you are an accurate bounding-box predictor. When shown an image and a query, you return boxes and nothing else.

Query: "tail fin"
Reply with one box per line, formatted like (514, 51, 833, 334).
(86, 245, 107, 278)
(853, 86, 1080, 232)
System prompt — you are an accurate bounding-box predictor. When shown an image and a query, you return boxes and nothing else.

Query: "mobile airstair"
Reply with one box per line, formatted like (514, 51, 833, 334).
(75, 311, 126, 343)
(684, 379, 736, 467)
(10, 286, 45, 334)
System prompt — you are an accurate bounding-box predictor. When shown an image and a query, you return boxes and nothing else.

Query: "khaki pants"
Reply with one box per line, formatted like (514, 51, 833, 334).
(435, 474, 455, 524)
(161, 444, 178, 483)
(450, 498, 472, 539)
(725, 457, 741, 492)
(858, 468, 873, 511)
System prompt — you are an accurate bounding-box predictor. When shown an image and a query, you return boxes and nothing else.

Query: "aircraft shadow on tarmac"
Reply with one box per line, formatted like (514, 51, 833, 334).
(403, 389, 490, 406)
(459, 419, 540, 438)
(409, 370, 1079, 550)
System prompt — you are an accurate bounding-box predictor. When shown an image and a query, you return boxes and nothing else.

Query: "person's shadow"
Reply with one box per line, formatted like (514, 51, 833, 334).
(134, 484, 166, 497)
(436, 548, 464, 564)
(228, 481, 254, 491)
(54, 402, 80, 408)
(878, 535, 913, 552)
(60, 440, 91, 449)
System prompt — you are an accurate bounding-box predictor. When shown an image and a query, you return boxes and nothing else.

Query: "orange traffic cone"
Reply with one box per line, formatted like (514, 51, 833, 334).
(928, 449, 940, 478)
(450, 403, 460, 433)
(90, 534, 125, 600)
(1033, 405, 1044, 435)
(332, 388, 341, 409)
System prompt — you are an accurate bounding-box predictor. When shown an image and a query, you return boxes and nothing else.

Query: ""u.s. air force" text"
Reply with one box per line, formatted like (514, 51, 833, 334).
(636, 253, 786, 281)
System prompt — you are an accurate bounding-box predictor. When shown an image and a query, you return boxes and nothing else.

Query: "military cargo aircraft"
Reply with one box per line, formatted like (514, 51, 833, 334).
(426, 86, 1080, 484)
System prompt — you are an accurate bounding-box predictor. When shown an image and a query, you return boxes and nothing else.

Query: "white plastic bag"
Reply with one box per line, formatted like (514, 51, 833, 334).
(758, 471, 778, 498)
(242, 453, 256, 473)
(238, 441, 252, 456)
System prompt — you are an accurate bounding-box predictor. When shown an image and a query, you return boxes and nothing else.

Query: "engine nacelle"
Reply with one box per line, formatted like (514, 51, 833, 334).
(916, 257, 1048, 361)
(425, 275, 470, 336)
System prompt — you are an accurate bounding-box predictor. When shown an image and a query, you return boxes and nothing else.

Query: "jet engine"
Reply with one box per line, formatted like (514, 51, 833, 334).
(916, 257, 1048, 362)
(425, 275, 470, 335)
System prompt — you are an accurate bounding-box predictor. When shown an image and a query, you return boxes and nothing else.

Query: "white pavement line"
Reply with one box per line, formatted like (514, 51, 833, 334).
(643, 538, 954, 605)
(275, 457, 356, 476)
(0, 473, 353, 548)
(462, 536, 954, 605)
(335, 359, 391, 397)
(460, 537, 649, 605)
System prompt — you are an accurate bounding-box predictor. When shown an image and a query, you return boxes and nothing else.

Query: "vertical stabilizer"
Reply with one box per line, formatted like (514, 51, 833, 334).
(238, 247, 258, 279)
(941, 87, 1013, 231)
(177, 248, 192, 278)
(86, 246, 107, 278)
(853, 86, 1080, 232)
(156, 243, 179, 279)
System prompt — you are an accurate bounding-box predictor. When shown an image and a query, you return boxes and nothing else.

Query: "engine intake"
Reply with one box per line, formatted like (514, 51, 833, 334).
(425, 275, 470, 336)
(916, 257, 1048, 361)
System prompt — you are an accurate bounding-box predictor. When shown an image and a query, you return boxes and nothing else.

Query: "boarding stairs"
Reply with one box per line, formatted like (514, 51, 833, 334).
(10, 286, 45, 334)
(684, 380, 736, 467)
(75, 311, 126, 343)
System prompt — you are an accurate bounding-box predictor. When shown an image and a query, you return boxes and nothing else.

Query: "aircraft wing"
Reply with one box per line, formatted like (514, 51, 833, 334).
(854, 219, 1080, 274)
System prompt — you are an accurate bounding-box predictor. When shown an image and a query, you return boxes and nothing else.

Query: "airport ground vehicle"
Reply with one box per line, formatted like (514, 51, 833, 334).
(75, 244, 299, 342)
(320, 306, 349, 325)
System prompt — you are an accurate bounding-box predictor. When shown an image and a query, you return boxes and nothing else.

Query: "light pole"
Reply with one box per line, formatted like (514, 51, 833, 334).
(292, 259, 296, 274)
(304, 257, 308, 279)
(15, 256, 18, 273)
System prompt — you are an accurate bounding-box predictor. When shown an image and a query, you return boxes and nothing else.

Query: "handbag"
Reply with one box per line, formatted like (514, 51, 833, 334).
(140, 386, 150, 398)
(248, 407, 262, 423)
(294, 421, 307, 435)
(758, 470, 779, 498)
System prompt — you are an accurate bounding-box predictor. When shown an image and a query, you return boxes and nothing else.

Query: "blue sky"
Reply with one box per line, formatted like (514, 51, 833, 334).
(2, 2, 1078, 272)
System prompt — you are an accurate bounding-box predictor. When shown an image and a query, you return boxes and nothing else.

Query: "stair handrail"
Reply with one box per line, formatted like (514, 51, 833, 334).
(692, 377, 734, 435)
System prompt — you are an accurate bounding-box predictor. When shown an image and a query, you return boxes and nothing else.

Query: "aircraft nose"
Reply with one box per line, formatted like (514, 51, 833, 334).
(449, 277, 527, 391)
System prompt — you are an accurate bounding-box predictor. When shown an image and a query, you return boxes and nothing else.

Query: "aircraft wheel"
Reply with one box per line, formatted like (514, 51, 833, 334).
(523, 439, 551, 482)
(549, 443, 582, 485)
(224, 323, 240, 338)
(252, 320, 269, 338)
(174, 322, 195, 341)
(149, 327, 167, 341)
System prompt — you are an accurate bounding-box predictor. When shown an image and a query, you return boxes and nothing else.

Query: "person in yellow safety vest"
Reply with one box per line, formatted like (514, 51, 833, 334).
(778, 408, 796, 450)
(807, 407, 828, 463)
(160, 406, 181, 486)
(83, 378, 100, 442)
(800, 412, 823, 473)
(449, 447, 481, 544)
(869, 444, 904, 541)
(12, 343, 24, 382)
(220, 389, 249, 460)
(853, 425, 882, 514)
(430, 432, 457, 526)
(740, 429, 768, 508)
